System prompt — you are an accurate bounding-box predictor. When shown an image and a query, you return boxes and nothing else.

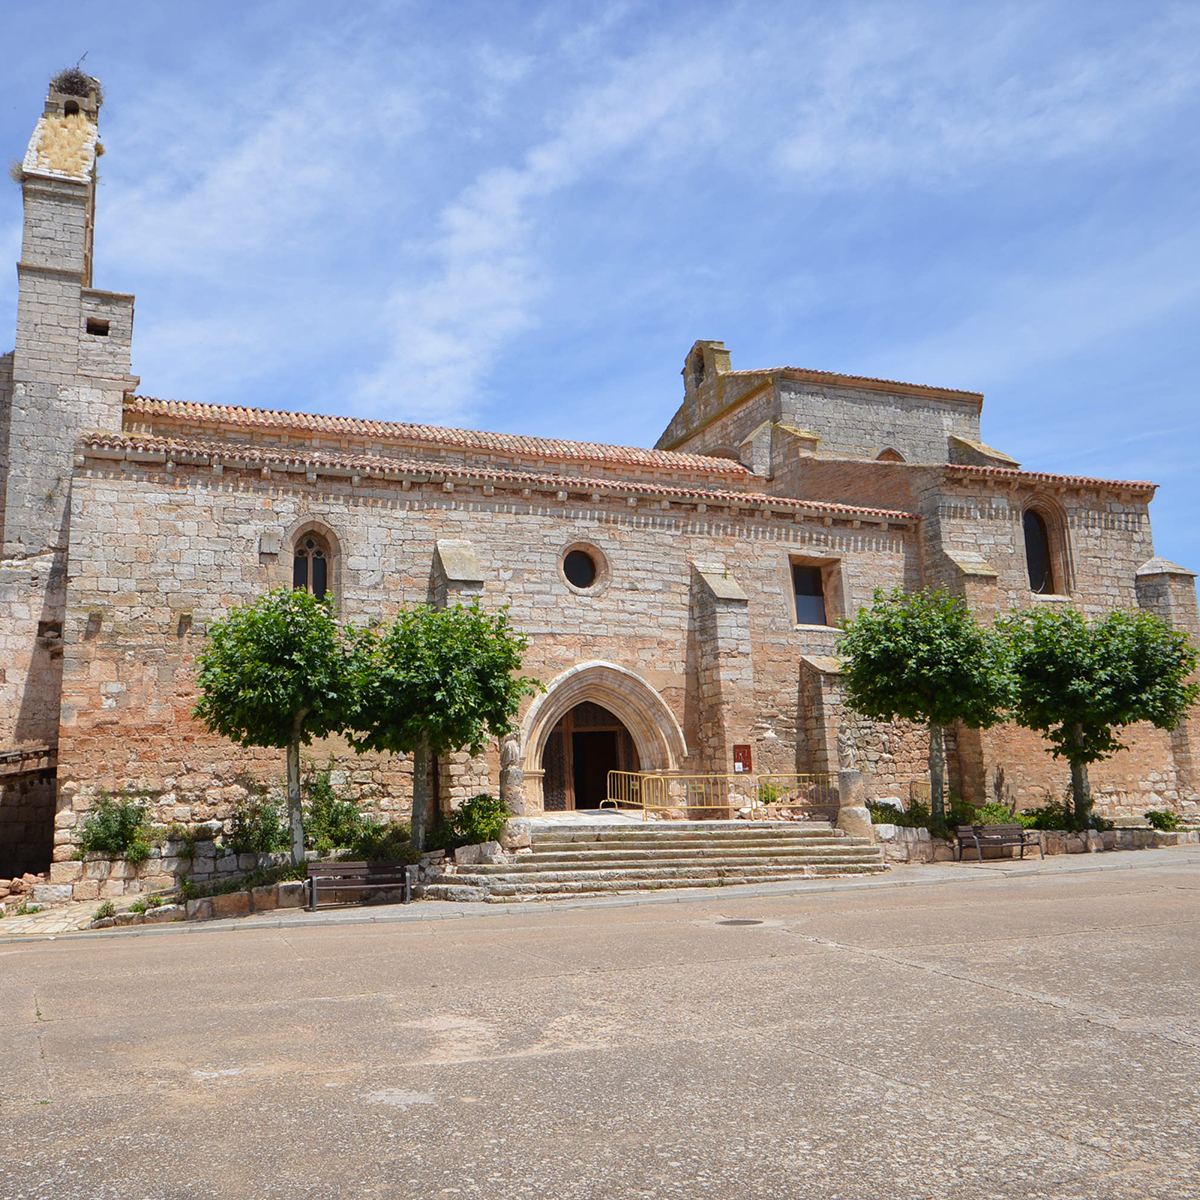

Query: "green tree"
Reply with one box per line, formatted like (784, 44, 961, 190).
(837, 589, 1011, 826)
(1001, 606, 1197, 827)
(347, 603, 540, 849)
(193, 588, 354, 864)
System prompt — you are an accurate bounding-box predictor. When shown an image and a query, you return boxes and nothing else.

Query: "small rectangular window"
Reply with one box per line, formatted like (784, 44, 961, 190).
(86, 318, 110, 337)
(793, 565, 827, 625)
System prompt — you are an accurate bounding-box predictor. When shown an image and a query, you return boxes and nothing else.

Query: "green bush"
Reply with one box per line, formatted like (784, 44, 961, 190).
(1145, 809, 1181, 832)
(303, 761, 369, 853)
(93, 900, 116, 921)
(1021, 798, 1112, 832)
(867, 799, 929, 828)
(128, 898, 147, 914)
(428, 793, 511, 852)
(344, 821, 422, 863)
(77, 793, 152, 862)
(225, 797, 289, 854)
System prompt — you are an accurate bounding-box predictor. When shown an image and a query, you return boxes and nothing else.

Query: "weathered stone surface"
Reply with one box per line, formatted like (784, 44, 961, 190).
(143, 904, 183, 923)
(49, 861, 83, 884)
(71, 879, 100, 901)
(276, 880, 306, 908)
(210, 891, 251, 919)
(501, 818, 532, 850)
(250, 884, 278, 911)
(455, 841, 506, 866)
(184, 897, 214, 921)
(30, 883, 72, 904)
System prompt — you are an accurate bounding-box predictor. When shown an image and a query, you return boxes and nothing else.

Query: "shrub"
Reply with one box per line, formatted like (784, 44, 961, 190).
(344, 821, 422, 863)
(77, 793, 152, 862)
(14, 901, 41, 916)
(1145, 809, 1181, 832)
(93, 900, 116, 921)
(128, 898, 147, 914)
(303, 761, 369, 853)
(225, 797, 289, 854)
(428, 793, 511, 852)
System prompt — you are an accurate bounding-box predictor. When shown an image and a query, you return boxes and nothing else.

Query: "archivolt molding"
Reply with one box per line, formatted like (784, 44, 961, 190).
(520, 660, 687, 774)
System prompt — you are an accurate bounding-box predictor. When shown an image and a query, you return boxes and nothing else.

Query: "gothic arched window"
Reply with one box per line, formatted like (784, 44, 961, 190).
(293, 532, 330, 600)
(1023, 509, 1055, 594)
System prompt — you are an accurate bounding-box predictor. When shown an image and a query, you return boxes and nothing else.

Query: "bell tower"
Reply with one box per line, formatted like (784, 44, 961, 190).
(0, 68, 137, 559)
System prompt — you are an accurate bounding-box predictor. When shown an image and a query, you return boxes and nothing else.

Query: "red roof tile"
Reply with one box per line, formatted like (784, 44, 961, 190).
(81, 432, 919, 522)
(125, 397, 753, 478)
(946, 463, 1156, 494)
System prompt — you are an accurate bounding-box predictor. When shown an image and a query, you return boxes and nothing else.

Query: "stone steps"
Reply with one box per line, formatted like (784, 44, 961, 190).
(419, 820, 886, 902)
(423, 863, 883, 903)
(464, 848, 880, 874)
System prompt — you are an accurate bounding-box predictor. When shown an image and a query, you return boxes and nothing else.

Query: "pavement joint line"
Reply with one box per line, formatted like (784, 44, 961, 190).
(769, 1024, 1141, 1169)
(2, 849, 1198, 947)
(775, 926, 1200, 1050)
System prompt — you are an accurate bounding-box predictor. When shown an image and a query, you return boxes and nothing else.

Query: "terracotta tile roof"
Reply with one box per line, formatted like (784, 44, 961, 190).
(125, 397, 753, 478)
(80, 432, 919, 523)
(946, 463, 1156, 494)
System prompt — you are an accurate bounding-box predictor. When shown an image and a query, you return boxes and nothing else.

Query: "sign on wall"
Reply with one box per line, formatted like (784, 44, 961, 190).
(733, 744, 752, 774)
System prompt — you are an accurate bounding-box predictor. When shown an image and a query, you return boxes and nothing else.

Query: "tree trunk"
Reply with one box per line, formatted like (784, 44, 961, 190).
(286, 717, 304, 866)
(929, 723, 946, 824)
(1069, 725, 1090, 828)
(411, 732, 431, 851)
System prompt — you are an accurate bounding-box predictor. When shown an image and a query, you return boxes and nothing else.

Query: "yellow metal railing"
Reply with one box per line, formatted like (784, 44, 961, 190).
(604, 771, 839, 820)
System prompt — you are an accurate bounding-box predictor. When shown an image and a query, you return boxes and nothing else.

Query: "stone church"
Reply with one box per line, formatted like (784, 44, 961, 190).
(2, 73, 1197, 879)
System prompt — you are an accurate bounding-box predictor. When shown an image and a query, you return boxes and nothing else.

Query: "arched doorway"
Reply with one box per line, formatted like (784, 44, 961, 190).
(520, 661, 688, 812)
(541, 702, 641, 811)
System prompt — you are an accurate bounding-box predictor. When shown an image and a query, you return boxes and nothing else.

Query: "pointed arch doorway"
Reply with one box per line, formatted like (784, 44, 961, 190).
(541, 702, 640, 811)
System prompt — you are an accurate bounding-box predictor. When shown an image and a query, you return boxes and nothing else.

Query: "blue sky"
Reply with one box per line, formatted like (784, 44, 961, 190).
(3, 1, 1199, 567)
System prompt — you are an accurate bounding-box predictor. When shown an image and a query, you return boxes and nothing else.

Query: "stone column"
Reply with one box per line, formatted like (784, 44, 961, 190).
(499, 731, 530, 816)
(836, 768, 874, 840)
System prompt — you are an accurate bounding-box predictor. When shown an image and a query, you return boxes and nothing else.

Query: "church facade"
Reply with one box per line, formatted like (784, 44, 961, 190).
(2, 74, 1197, 880)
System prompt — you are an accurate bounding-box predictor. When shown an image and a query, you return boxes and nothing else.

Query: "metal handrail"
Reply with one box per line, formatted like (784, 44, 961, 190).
(604, 770, 839, 820)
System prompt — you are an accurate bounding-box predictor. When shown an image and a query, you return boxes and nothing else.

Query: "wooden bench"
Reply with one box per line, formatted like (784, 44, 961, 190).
(955, 824, 1043, 862)
(306, 860, 415, 911)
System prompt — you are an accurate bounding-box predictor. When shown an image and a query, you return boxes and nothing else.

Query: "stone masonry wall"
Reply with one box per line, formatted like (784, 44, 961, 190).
(51, 451, 919, 856)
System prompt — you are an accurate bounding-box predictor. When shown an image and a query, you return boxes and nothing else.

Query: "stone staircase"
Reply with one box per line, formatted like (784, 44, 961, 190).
(420, 820, 886, 902)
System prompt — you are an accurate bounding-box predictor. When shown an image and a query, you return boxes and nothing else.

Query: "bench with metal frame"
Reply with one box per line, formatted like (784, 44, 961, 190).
(306, 860, 415, 911)
(955, 823, 1043, 862)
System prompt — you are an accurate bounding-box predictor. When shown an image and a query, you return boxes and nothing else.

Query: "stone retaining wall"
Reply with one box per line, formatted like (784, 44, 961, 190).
(875, 823, 1200, 863)
(45, 828, 290, 902)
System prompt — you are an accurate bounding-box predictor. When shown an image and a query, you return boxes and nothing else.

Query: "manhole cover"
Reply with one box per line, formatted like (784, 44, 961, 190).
(717, 919, 763, 926)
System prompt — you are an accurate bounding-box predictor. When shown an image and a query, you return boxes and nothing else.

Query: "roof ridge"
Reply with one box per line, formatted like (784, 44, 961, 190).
(946, 463, 1156, 492)
(125, 396, 751, 475)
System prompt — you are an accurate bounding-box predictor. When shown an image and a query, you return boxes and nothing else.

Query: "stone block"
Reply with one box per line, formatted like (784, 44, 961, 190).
(113, 912, 143, 926)
(99, 880, 124, 899)
(277, 880, 306, 908)
(31, 884, 73, 904)
(250, 884, 278, 912)
(185, 897, 214, 921)
(455, 840, 505, 866)
(90, 916, 116, 929)
(1065, 835, 1085, 854)
(84, 859, 110, 881)
(237, 854, 258, 871)
(210, 891, 251, 919)
(72, 879, 100, 901)
(216, 855, 238, 873)
(192, 856, 215, 875)
(872, 823, 896, 841)
(109, 860, 137, 880)
(49, 861, 83, 884)
(143, 904, 183, 923)
(500, 818, 532, 850)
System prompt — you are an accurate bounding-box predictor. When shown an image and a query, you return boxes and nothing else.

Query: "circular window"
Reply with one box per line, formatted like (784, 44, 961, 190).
(563, 549, 597, 589)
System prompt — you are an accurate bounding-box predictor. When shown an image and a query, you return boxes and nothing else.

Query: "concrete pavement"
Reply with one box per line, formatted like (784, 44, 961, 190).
(2, 854, 1198, 1198)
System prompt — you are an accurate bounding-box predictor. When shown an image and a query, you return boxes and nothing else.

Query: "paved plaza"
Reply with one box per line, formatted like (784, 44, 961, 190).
(3, 853, 1199, 1199)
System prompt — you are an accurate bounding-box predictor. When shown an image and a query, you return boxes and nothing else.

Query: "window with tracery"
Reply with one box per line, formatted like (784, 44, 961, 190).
(293, 533, 330, 599)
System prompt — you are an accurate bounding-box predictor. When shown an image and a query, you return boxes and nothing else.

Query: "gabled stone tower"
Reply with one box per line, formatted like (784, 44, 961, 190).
(0, 70, 135, 874)
(0, 68, 136, 559)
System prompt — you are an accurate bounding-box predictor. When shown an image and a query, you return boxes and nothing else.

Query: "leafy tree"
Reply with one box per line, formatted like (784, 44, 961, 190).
(193, 588, 354, 865)
(347, 603, 540, 849)
(1001, 606, 1197, 827)
(837, 589, 1011, 826)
